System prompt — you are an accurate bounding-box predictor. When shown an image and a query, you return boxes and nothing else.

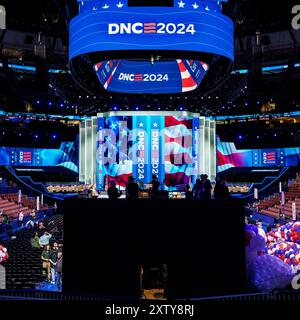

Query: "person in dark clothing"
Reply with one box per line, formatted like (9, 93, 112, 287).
(214, 177, 230, 199)
(150, 174, 160, 198)
(192, 178, 202, 199)
(107, 181, 122, 199)
(185, 184, 192, 199)
(56, 252, 63, 291)
(213, 176, 222, 199)
(126, 176, 140, 199)
(221, 179, 230, 198)
(193, 174, 212, 199)
(49, 242, 61, 284)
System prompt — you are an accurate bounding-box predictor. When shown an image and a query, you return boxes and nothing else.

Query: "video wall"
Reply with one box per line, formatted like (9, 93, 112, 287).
(0, 141, 79, 173)
(217, 139, 300, 173)
(79, 112, 216, 189)
(94, 59, 209, 94)
(70, 0, 234, 94)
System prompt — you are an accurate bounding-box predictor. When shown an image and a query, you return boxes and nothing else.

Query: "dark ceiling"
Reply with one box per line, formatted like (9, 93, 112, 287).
(0, 0, 299, 116)
(2, 0, 296, 38)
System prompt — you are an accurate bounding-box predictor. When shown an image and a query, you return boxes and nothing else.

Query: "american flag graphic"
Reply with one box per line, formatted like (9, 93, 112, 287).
(177, 59, 197, 92)
(265, 152, 276, 161)
(23, 152, 32, 160)
(143, 22, 157, 34)
(134, 74, 143, 81)
(99, 115, 194, 189)
(164, 115, 193, 187)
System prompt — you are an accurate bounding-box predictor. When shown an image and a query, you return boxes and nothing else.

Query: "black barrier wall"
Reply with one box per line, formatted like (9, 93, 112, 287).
(63, 199, 246, 299)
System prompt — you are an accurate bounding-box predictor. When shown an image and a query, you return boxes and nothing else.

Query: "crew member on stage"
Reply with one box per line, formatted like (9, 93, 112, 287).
(192, 174, 212, 199)
(126, 176, 140, 199)
(107, 181, 122, 200)
(150, 174, 160, 199)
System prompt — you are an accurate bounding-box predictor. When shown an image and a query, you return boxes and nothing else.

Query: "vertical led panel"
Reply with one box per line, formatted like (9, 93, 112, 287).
(204, 119, 211, 179)
(210, 120, 216, 181)
(79, 121, 86, 182)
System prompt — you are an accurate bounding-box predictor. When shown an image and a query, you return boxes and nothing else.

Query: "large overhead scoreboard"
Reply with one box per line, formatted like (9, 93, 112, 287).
(79, 112, 216, 189)
(69, 0, 234, 95)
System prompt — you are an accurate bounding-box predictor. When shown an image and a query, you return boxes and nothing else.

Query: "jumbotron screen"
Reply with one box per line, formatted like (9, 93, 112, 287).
(94, 59, 209, 94)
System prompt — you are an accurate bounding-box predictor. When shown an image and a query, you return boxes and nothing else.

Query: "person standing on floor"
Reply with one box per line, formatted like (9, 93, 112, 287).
(56, 252, 63, 291)
(150, 174, 160, 199)
(200, 174, 212, 199)
(17, 210, 24, 228)
(49, 242, 61, 285)
(41, 245, 51, 282)
(192, 178, 202, 199)
(126, 176, 140, 199)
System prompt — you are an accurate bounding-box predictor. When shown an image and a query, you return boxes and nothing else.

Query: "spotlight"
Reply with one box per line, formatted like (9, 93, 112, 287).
(150, 55, 154, 65)
(48, 102, 52, 106)
(136, 107, 139, 111)
(52, 134, 57, 139)
(37, 100, 40, 104)
(34, 134, 39, 139)
(60, 103, 64, 107)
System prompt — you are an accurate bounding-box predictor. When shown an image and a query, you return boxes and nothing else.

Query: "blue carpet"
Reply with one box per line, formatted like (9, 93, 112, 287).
(35, 281, 61, 292)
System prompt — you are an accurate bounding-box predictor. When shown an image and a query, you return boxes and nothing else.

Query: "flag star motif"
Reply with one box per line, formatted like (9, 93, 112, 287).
(192, 2, 199, 9)
(116, 1, 124, 8)
(139, 122, 144, 128)
(178, 1, 185, 8)
(153, 123, 158, 128)
(110, 122, 117, 130)
(102, 4, 110, 9)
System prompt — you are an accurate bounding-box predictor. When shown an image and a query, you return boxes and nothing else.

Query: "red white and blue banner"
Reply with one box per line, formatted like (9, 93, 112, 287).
(96, 112, 208, 189)
(217, 138, 300, 173)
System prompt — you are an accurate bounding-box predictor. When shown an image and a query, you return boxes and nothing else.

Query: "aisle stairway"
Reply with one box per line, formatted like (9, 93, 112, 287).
(0, 193, 49, 223)
(257, 176, 300, 219)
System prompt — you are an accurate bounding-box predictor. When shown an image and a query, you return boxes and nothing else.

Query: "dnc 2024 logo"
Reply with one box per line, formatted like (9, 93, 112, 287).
(108, 22, 196, 35)
(118, 73, 169, 82)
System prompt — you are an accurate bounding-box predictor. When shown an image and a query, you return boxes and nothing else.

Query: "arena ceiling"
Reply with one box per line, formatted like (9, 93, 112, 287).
(0, 0, 299, 116)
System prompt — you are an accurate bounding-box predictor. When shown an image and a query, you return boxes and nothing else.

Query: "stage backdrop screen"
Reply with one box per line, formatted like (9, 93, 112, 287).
(217, 138, 300, 173)
(96, 113, 211, 189)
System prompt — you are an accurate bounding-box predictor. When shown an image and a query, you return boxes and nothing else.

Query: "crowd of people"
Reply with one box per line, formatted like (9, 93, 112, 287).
(30, 220, 63, 291)
(106, 174, 231, 200)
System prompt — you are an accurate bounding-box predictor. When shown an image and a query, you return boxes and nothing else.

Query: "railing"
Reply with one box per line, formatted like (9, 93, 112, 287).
(4, 166, 63, 205)
(241, 167, 290, 203)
